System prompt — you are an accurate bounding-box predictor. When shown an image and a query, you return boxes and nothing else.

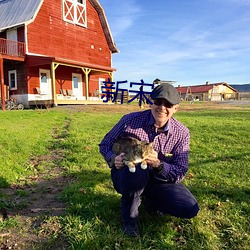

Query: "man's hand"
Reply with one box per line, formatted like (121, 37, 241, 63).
(114, 153, 125, 169)
(146, 150, 161, 168)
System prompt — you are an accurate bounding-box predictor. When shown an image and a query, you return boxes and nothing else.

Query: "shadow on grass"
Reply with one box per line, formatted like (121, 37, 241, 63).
(0, 177, 9, 189)
(189, 151, 249, 166)
(188, 149, 250, 206)
(61, 168, 209, 249)
(188, 180, 250, 210)
(185, 148, 250, 250)
(187, 181, 250, 249)
(0, 170, 76, 249)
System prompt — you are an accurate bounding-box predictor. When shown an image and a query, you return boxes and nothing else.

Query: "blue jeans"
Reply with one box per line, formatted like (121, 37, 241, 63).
(111, 166, 199, 225)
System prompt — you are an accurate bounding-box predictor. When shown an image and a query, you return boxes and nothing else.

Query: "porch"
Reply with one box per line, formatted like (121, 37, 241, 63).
(0, 38, 26, 110)
(0, 38, 25, 58)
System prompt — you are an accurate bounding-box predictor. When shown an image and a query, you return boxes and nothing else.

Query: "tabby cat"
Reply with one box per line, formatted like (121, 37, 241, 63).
(112, 137, 154, 173)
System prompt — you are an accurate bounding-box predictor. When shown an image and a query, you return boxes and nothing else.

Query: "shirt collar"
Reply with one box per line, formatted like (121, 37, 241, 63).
(164, 122, 169, 132)
(147, 111, 171, 133)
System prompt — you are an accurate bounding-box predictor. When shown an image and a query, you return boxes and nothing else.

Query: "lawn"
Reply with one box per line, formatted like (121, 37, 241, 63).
(0, 103, 249, 249)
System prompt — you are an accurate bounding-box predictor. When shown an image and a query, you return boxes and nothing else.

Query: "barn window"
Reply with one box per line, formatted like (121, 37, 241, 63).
(8, 70, 17, 90)
(40, 73, 47, 83)
(63, 0, 87, 27)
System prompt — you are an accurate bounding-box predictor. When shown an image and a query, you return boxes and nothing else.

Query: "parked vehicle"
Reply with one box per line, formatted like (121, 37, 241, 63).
(5, 98, 24, 110)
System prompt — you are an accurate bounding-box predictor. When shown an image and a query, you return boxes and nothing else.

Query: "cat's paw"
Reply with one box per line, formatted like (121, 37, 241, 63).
(129, 167, 136, 173)
(140, 163, 147, 170)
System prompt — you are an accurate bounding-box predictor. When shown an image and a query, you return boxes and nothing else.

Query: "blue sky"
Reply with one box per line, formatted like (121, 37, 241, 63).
(99, 0, 250, 88)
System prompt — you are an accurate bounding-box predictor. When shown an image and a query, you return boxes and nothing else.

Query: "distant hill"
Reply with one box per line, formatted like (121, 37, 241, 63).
(231, 84, 250, 92)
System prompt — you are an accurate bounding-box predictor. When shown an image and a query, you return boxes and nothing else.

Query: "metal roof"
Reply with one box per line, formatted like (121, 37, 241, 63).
(177, 83, 238, 94)
(89, 0, 118, 53)
(0, 0, 42, 31)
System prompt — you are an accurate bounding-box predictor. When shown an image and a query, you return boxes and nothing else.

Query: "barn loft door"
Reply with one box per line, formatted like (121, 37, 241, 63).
(63, 0, 87, 27)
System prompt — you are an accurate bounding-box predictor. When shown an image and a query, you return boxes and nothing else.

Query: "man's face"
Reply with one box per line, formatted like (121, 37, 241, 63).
(150, 98, 179, 126)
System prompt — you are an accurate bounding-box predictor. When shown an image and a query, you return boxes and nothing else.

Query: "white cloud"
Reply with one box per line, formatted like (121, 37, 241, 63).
(101, 0, 141, 37)
(103, 0, 250, 85)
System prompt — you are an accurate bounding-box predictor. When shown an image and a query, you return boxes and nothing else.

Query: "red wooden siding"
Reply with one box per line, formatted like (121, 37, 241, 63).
(26, 0, 111, 68)
(88, 74, 108, 96)
(54, 66, 87, 95)
(27, 65, 47, 94)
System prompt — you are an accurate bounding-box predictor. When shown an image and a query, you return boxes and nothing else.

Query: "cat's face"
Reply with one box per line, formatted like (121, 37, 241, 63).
(140, 142, 154, 158)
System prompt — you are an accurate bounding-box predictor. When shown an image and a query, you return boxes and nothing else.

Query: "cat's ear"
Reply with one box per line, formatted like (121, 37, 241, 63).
(147, 142, 154, 147)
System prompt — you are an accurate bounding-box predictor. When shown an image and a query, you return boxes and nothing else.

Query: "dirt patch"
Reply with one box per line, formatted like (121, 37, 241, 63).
(54, 103, 145, 114)
(0, 119, 74, 249)
(53, 100, 250, 114)
(0, 166, 72, 249)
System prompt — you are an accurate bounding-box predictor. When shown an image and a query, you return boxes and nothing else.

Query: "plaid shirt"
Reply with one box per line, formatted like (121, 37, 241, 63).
(99, 109, 190, 183)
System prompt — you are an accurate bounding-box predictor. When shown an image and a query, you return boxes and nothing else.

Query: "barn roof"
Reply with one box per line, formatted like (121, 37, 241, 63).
(0, 0, 118, 53)
(176, 82, 237, 94)
(0, 0, 42, 31)
(89, 0, 118, 53)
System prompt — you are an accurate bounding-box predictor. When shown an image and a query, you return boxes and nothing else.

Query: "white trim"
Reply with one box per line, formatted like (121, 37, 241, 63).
(98, 77, 106, 99)
(8, 70, 17, 90)
(88, 0, 119, 53)
(25, 0, 44, 54)
(72, 73, 83, 98)
(62, 0, 87, 28)
(25, 0, 44, 27)
(39, 69, 52, 99)
(98, 78, 105, 95)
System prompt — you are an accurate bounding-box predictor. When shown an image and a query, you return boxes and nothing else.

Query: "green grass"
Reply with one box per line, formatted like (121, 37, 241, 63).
(0, 106, 249, 249)
(0, 110, 68, 185)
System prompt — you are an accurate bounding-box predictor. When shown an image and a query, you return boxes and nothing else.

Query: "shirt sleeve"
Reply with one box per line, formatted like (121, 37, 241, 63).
(153, 128, 190, 183)
(99, 115, 127, 165)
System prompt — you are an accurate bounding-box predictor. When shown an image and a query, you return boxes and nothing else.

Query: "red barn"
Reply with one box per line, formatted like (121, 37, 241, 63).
(0, 0, 118, 109)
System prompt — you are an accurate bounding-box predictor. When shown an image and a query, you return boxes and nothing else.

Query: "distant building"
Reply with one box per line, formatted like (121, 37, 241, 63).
(177, 82, 238, 101)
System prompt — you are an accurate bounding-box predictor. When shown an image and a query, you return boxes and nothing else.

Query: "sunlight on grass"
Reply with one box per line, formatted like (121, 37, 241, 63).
(0, 110, 68, 186)
(0, 106, 249, 249)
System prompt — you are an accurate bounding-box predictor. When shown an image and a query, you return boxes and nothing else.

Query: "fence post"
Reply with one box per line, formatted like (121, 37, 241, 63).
(0, 58, 6, 111)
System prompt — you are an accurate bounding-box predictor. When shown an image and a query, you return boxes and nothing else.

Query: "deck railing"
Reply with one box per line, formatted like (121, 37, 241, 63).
(0, 38, 25, 57)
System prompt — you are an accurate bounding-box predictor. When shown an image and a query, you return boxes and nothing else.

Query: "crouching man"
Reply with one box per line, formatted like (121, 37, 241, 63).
(99, 84, 199, 237)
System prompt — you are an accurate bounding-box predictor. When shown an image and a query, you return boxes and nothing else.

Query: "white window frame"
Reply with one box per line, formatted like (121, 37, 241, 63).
(39, 69, 52, 99)
(8, 70, 17, 90)
(62, 0, 87, 27)
(72, 73, 83, 97)
(99, 78, 105, 95)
